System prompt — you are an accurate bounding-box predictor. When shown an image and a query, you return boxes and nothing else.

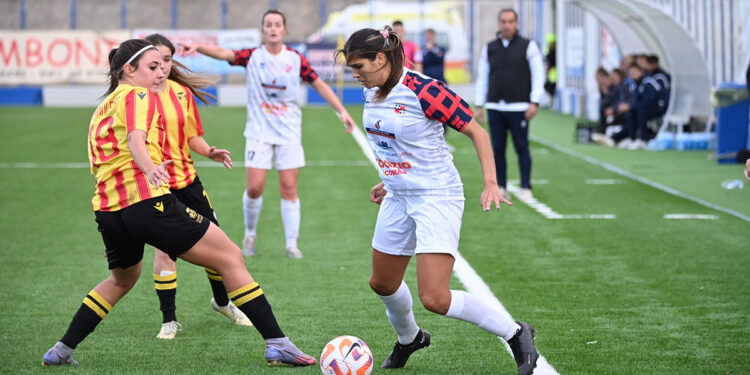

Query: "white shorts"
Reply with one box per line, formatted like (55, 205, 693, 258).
(371, 194, 464, 257)
(244, 139, 305, 170)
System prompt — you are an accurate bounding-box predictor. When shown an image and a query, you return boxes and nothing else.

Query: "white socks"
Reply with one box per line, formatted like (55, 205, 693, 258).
(243, 193, 300, 249)
(378, 281, 420, 345)
(280, 198, 300, 249)
(445, 290, 520, 341)
(242, 192, 262, 237)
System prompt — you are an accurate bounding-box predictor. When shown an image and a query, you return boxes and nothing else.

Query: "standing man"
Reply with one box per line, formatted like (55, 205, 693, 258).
(475, 8, 545, 201)
(392, 20, 423, 72)
(422, 28, 446, 82)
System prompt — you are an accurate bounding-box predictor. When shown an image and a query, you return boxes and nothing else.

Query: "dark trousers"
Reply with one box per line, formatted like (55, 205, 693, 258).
(612, 106, 664, 142)
(487, 109, 532, 189)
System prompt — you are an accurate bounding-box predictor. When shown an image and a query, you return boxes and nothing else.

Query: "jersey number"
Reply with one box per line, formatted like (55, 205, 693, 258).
(202, 189, 214, 209)
(247, 151, 255, 161)
(91, 117, 120, 164)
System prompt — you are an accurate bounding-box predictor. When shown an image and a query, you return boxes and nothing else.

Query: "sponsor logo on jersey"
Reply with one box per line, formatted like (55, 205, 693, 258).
(137, 92, 146, 100)
(177, 91, 185, 102)
(375, 140, 392, 149)
(377, 157, 411, 176)
(260, 101, 289, 116)
(366, 120, 395, 139)
(394, 103, 407, 114)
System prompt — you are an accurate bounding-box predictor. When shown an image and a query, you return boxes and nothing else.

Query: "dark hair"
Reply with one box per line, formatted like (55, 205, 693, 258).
(425, 28, 436, 35)
(337, 26, 404, 103)
(104, 39, 157, 97)
(145, 33, 215, 104)
(499, 8, 518, 21)
(646, 54, 659, 64)
(596, 67, 609, 77)
(392, 20, 403, 27)
(262, 9, 286, 27)
(612, 68, 626, 80)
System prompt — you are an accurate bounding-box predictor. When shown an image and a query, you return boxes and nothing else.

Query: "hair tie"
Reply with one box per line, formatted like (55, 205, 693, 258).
(380, 29, 390, 47)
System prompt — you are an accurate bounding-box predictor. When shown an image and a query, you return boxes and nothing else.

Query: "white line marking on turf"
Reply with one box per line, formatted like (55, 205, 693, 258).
(664, 214, 718, 220)
(509, 179, 550, 185)
(0, 160, 373, 169)
(531, 135, 750, 223)
(585, 179, 621, 184)
(349, 125, 560, 375)
(507, 183, 616, 219)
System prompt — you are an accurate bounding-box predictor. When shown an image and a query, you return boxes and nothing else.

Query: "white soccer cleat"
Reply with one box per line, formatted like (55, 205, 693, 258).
(520, 188, 534, 201)
(156, 321, 182, 340)
(617, 138, 632, 149)
(286, 246, 303, 259)
(211, 298, 252, 326)
(242, 234, 256, 257)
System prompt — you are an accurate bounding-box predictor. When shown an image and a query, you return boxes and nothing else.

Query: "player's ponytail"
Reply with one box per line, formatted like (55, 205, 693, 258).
(144, 33, 216, 105)
(337, 26, 404, 103)
(103, 39, 155, 98)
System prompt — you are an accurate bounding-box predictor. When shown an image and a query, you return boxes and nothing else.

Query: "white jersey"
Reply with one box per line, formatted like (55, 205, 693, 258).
(230, 44, 319, 144)
(363, 69, 474, 195)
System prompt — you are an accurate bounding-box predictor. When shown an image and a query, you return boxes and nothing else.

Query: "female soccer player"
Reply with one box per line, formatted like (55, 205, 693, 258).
(338, 27, 539, 375)
(181, 9, 355, 259)
(144, 33, 250, 340)
(41, 38, 316, 367)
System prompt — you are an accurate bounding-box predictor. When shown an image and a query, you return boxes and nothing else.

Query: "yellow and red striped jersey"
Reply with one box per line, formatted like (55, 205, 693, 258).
(157, 79, 204, 190)
(88, 84, 170, 212)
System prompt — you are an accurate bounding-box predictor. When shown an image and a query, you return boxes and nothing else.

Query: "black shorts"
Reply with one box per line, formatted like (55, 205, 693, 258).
(170, 177, 219, 226)
(95, 194, 211, 270)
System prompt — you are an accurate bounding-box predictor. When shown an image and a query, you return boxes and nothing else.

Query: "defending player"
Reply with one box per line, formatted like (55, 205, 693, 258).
(181, 9, 355, 259)
(338, 27, 539, 375)
(144, 33, 251, 340)
(41, 38, 316, 367)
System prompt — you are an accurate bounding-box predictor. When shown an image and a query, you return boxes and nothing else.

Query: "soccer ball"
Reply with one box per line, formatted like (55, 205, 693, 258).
(320, 335, 374, 375)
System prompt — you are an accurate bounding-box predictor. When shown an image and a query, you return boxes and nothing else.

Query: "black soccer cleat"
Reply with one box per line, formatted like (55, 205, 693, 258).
(507, 321, 539, 375)
(381, 329, 431, 369)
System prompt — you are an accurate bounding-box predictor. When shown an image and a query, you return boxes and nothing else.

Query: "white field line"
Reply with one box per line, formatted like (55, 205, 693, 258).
(0, 160, 372, 169)
(531, 135, 750, 223)
(350, 126, 559, 375)
(506, 183, 616, 220)
(585, 179, 622, 184)
(664, 214, 718, 220)
(509, 179, 550, 185)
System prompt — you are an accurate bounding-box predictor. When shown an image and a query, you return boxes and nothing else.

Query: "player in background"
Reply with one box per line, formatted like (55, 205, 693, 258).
(338, 27, 539, 375)
(144, 33, 251, 340)
(392, 20, 422, 72)
(181, 9, 355, 259)
(42, 38, 316, 368)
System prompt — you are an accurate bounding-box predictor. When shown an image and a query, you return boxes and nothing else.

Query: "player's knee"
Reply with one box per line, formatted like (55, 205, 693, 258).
(419, 290, 450, 315)
(369, 277, 398, 296)
(247, 186, 264, 198)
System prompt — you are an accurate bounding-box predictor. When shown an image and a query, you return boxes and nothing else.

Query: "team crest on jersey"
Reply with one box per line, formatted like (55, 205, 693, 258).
(365, 120, 395, 139)
(137, 92, 146, 100)
(394, 103, 407, 114)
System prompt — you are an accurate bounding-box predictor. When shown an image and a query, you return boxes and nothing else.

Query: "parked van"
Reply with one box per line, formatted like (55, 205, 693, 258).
(307, 1, 471, 83)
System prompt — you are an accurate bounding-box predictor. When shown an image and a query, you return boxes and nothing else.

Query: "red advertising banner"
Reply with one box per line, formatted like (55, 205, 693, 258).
(0, 30, 129, 84)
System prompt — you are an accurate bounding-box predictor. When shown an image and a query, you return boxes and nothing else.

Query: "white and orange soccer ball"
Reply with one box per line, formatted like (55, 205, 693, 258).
(320, 335, 374, 375)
